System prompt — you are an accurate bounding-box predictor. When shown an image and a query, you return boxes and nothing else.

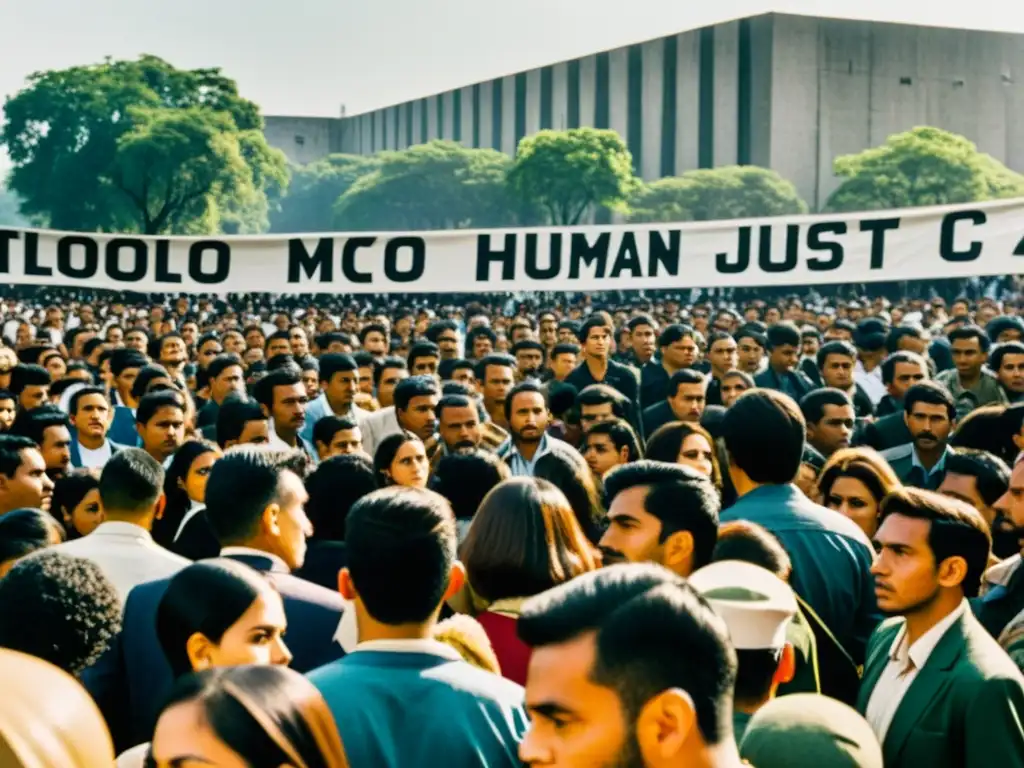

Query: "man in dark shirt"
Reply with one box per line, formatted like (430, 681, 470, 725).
(754, 323, 815, 401)
(639, 323, 701, 407)
(566, 314, 641, 424)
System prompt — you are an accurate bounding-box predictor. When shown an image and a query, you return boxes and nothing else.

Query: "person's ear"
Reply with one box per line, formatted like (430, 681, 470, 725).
(618, 445, 630, 465)
(259, 403, 271, 419)
(938, 555, 968, 589)
(186, 632, 216, 671)
(776, 643, 796, 685)
(635, 688, 696, 763)
(262, 503, 282, 538)
(443, 561, 467, 601)
(154, 493, 167, 521)
(338, 567, 358, 600)
(663, 531, 694, 572)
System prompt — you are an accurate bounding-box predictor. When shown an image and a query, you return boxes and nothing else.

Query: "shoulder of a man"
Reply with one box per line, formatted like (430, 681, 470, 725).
(267, 571, 345, 611)
(881, 443, 914, 463)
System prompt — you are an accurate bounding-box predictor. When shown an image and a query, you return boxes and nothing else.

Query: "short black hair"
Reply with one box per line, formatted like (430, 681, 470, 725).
(504, 381, 545, 422)
(765, 322, 801, 350)
(9, 364, 50, 394)
(577, 384, 628, 417)
(944, 449, 1011, 508)
(110, 348, 149, 378)
(8, 404, 70, 446)
(603, 461, 720, 570)
(550, 343, 581, 360)
(318, 353, 357, 384)
(668, 368, 706, 398)
(0, 550, 121, 676)
(392, 375, 440, 413)
(312, 415, 359, 448)
(69, 385, 109, 416)
(987, 316, 1024, 342)
(947, 324, 991, 353)
(0, 434, 39, 478)
(207, 354, 244, 381)
(585, 419, 642, 462)
(658, 324, 698, 349)
(881, 351, 928, 385)
(903, 381, 956, 421)
(511, 339, 545, 357)
(886, 325, 924, 354)
(815, 340, 857, 370)
(99, 448, 165, 515)
(216, 397, 267, 448)
(407, 341, 441, 368)
(436, 393, 475, 423)
(474, 353, 516, 382)
(722, 390, 805, 484)
(429, 451, 511, 521)
(0, 507, 65, 563)
(305, 453, 377, 542)
(136, 390, 185, 426)
(345, 487, 457, 625)
(989, 341, 1024, 373)
(734, 325, 766, 347)
(799, 388, 853, 425)
(879, 487, 991, 598)
(373, 357, 408, 389)
(466, 326, 498, 350)
(358, 323, 389, 345)
(713, 520, 792, 581)
(205, 450, 292, 545)
(425, 320, 459, 344)
(131, 364, 173, 400)
(577, 315, 613, 344)
(627, 314, 657, 332)
(253, 368, 303, 408)
(517, 563, 736, 745)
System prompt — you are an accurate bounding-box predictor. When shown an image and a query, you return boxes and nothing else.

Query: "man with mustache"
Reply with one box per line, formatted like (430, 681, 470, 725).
(882, 382, 956, 491)
(859, 487, 1024, 767)
(432, 394, 507, 472)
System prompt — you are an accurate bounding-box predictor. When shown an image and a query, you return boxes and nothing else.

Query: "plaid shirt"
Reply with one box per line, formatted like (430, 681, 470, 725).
(427, 421, 509, 473)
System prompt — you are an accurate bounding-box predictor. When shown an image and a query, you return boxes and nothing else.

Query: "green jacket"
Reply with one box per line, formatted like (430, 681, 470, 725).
(856, 610, 1024, 768)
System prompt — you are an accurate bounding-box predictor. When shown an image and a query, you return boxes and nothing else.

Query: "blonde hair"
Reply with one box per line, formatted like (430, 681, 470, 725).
(0, 649, 115, 767)
(433, 614, 502, 675)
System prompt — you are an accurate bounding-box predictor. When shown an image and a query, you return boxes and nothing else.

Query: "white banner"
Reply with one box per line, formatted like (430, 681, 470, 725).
(1, 198, 1022, 294)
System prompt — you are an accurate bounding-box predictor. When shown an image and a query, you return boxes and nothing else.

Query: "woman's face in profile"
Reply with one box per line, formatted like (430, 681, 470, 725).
(188, 588, 292, 672)
(150, 700, 248, 768)
(182, 451, 222, 503)
(66, 488, 104, 538)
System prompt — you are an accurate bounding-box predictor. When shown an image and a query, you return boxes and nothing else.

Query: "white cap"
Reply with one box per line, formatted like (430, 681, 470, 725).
(690, 561, 797, 650)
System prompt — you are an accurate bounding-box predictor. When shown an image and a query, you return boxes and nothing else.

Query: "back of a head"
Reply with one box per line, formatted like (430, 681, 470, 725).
(0, 508, 66, 567)
(518, 563, 736, 748)
(156, 559, 275, 680)
(723, 389, 805, 484)
(740, 694, 883, 768)
(216, 396, 267, 448)
(0, 649, 116, 768)
(98, 448, 165, 519)
(430, 450, 511, 521)
(157, 665, 347, 768)
(204, 450, 286, 546)
(345, 487, 456, 626)
(713, 520, 792, 581)
(0, 551, 121, 676)
(305, 453, 377, 542)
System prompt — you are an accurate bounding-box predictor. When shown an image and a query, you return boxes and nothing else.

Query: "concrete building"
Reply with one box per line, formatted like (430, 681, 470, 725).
(264, 12, 1024, 209)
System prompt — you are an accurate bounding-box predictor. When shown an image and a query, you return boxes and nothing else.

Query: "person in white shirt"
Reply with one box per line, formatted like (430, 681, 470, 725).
(69, 385, 121, 470)
(858, 487, 1024, 767)
(48, 448, 189, 603)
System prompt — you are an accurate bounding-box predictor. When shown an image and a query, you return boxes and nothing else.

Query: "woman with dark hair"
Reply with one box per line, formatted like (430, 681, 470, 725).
(50, 470, 102, 540)
(645, 421, 723, 489)
(458, 477, 599, 684)
(152, 440, 222, 550)
(372, 431, 428, 488)
(147, 666, 348, 767)
(295, 453, 378, 590)
(532, 449, 605, 543)
(0, 508, 65, 577)
(816, 447, 901, 539)
(430, 450, 511, 543)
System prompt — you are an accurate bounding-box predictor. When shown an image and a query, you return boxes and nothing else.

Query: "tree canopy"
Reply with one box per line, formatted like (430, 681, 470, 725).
(271, 154, 378, 233)
(825, 126, 1024, 213)
(1, 55, 287, 234)
(332, 141, 525, 231)
(0, 187, 27, 227)
(629, 166, 807, 223)
(507, 128, 638, 225)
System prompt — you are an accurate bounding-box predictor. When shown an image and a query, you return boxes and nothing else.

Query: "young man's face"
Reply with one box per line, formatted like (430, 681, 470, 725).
(377, 367, 409, 409)
(72, 393, 112, 443)
(19, 384, 49, 412)
(319, 427, 364, 459)
(40, 424, 73, 480)
(0, 398, 15, 432)
(0, 447, 54, 512)
(997, 353, 1024, 395)
(583, 328, 611, 360)
(583, 433, 627, 478)
(138, 405, 186, 462)
(550, 352, 578, 381)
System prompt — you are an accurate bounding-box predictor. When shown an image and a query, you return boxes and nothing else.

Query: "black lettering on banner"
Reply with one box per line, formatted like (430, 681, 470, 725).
(0, 230, 18, 273)
(610, 232, 642, 278)
(288, 238, 333, 283)
(23, 232, 50, 276)
(188, 241, 230, 285)
(384, 237, 425, 283)
(524, 233, 561, 280)
(758, 224, 798, 273)
(57, 235, 99, 279)
(648, 231, 680, 277)
(860, 218, 900, 269)
(476, 234, 516, 281)
(568, 232, 610, 279)
(939, 210, 985, 262)
(342, 237, 375, 283)
(105, 239, 148, 282)
(806, 222, 847, 271)
(717, 226, 751, 274)
(155, 241, 183, 283)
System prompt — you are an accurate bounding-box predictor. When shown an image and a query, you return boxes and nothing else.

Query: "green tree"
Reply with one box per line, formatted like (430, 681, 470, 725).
(507, 128, 639, 225)
(628, 166, 807, 223)
(332, 141, 525, 231)
(1, 55, 287, 234)
(271, 154, 377, 233)
(0, 186, 27, 227)
(825, 126, 1024, 213)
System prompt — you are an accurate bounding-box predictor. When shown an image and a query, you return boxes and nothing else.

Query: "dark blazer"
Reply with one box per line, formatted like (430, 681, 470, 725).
(168, 510, 220, 561)
(854, 411, 911, 452)
(294, 541, 348, 592)
(754, 366, 816, 400)
(82, 552, 345, 753)
(642, 400, 675, 438)
(109, 405, 140, 448)
(856, 610, 1024, 768)
(800, 357, 822, 386)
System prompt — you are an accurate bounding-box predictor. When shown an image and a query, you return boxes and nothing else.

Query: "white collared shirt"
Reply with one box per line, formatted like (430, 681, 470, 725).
(855, 360, 887, 405)
(350, 637, 463, 662)
(174, 499, 205, 543)
(865, 600, 968, 742)
(219, 545, 290, 573)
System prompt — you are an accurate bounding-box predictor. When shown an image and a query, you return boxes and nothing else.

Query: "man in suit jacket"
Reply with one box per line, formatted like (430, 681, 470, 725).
(310, 487, 527, 768)
(49, 448, 189, 603)
(361, 375, 440, 460)
(857, 487, 1024, 767)
(753, 323, 816, 401)
(854, 411, 912, 451)
(82, 448, 345, 752)
(879, 382, 958, 491)
(67, 386, 122, 470)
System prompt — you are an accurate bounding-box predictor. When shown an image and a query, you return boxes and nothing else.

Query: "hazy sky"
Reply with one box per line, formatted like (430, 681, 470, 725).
(2, 0, 1023, 173)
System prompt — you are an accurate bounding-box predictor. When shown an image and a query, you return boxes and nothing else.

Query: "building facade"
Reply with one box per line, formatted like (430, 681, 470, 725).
(264, 13, 1024, 209)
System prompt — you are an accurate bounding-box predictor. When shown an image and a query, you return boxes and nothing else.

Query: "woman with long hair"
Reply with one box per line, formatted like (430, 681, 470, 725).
(373, 431, 429, 489)
(458, 477, 600, 684)
(645, 421, 723, 489)
(532, 449, 606, 544)
(816, 447, 902, 539)
(49, 470, 102, 540)
(151, 440, 222, 550)
(147, 666, 348, 767)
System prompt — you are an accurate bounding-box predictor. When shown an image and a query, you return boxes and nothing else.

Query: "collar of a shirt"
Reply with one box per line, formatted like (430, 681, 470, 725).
(889, 600, 967, 668)
(350, 637, 463, 662)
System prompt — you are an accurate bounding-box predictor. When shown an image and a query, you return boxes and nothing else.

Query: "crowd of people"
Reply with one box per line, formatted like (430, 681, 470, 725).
(0, 285, 1023, 767)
